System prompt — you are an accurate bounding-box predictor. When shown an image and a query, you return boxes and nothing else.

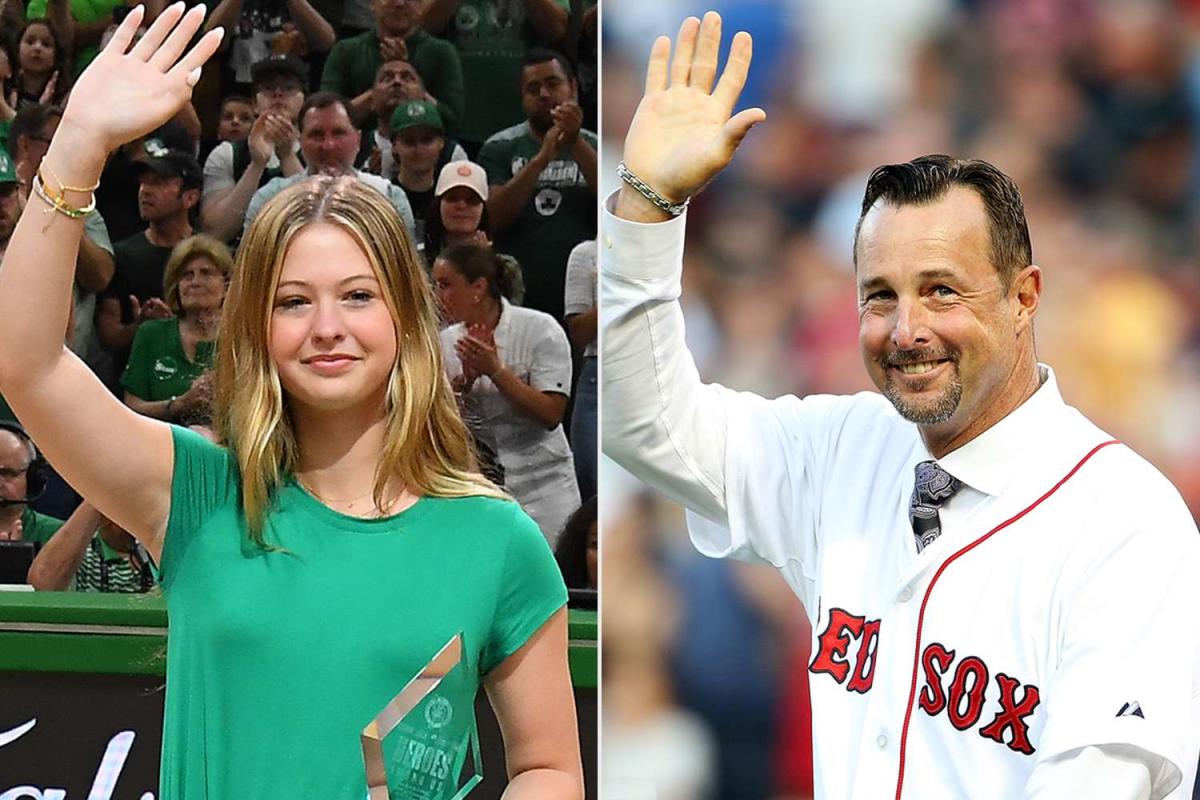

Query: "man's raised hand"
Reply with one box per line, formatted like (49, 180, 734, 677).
(59, 3, 223, 157)
(619, 12, 764, 215)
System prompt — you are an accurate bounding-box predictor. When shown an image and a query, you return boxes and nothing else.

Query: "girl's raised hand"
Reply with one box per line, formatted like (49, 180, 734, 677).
(60, 3, 223, 156)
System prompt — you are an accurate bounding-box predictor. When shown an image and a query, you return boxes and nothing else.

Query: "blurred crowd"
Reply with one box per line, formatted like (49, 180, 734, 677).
(0, 0, 598, 596)
(602, 0, 1200, 798)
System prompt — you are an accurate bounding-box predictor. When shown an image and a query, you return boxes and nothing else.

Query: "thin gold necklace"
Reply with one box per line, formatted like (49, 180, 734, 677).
(296, 477, 390, 511)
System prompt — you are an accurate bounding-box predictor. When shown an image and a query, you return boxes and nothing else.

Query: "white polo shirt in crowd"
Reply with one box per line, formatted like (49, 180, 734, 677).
(600, 198, 1200, 800)
(441, 298, 580, 543)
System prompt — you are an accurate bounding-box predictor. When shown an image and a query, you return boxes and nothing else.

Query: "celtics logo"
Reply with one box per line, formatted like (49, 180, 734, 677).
(534, 188, 562, 216)
(424, 696, 453, 729)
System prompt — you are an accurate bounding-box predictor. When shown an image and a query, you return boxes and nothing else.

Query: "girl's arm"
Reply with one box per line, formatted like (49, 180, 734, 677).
(484, 609, 584, 799)
(0, 5, 223, 562)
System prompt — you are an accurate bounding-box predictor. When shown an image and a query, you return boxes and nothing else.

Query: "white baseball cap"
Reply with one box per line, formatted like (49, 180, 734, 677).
(434, 161, 488, 201)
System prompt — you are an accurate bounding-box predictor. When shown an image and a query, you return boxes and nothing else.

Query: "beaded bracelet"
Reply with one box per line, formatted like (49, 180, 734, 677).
(616, 160, 689, 217)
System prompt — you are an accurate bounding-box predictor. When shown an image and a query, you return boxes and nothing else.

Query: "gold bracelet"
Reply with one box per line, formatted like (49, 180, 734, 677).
(31, 174, 95, 219)
(39, 159, 100, 195)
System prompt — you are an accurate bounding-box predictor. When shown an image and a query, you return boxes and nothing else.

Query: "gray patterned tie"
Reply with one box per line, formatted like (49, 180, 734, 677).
(909, 461, 963, 553)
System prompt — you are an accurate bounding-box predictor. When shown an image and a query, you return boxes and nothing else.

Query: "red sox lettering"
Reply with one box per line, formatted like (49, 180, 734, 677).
(809, 609, 1041, 755)
(919, 642, 1041, 755)
(809, 607, 881, 694)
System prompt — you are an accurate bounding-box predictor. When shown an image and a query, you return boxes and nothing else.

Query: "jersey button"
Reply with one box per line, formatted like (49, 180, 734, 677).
(876, 732, 888, 749)
(898, 586, 913, 603)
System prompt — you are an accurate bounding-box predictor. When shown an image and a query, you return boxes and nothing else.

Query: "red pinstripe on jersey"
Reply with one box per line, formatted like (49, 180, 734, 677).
(893, 439, 1121, 800)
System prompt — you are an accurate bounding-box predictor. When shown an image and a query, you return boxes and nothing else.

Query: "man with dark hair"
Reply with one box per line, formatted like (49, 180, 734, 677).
(603, 15, 1200, 800)
(420, 0, 570, 154)
(320, 0, 463, 130)
(477, 46, 595, 321)
(359, 59, 435, 173)
(201, 54, 308, 243)
(243, 92, 415, 233)
(96, 148, 202, 361)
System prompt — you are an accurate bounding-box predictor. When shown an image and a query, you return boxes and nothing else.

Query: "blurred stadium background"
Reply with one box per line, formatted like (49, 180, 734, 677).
(599, 1, 1200, 798)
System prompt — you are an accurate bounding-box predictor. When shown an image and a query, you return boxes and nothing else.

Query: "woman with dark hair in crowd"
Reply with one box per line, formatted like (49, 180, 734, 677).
(122, 234, 233, 426)
(554, 496, 597, 590)
(0, 8, 582, 797)
(422, 159, 493, 257)
(434, 243, 580, 544)
(14, 19, 71, 109)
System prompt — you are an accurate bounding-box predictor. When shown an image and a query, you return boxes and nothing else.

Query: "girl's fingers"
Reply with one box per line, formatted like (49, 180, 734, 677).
(103, 3, 146, 56)
(149, 4, 208, 71)
(167, 26, 224, 83)
(130, 1, 186, 62)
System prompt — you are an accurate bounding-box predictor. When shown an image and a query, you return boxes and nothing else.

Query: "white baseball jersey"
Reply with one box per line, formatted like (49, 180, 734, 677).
(600, 201, 1200, 800)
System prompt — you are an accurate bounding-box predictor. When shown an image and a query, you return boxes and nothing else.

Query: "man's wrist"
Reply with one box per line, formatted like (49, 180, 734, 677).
(614, 184, 674, 224)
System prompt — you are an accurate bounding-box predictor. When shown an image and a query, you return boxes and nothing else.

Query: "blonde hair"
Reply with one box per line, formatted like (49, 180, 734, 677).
(213, 176, 504, 545)
(162, 234, 234, 316)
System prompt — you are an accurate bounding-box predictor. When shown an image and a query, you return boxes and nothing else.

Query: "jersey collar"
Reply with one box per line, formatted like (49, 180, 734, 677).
(933, 364, 1064, 497)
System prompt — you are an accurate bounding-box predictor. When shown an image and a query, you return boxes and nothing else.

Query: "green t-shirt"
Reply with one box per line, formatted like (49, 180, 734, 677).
(438, 0, 569, 146)
(321, 28, 464, 134)
(26, 0, 124, 78)
(121, 318, 214, 402)
(21, 507, 64, 545)
(476, 121, 597, 320)
(159, 426, 567, 798)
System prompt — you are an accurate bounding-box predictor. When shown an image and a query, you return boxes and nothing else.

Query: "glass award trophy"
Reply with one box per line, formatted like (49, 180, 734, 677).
(361, 633, 482, 799)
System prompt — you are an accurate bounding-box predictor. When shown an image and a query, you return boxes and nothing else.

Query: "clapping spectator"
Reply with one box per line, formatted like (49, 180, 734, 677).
(13, 19, 70, 110)
(202, 54, 306, 242)
(123, 235, 231, 426)
(421, 0, 569, 155)
(243, 91, 414, 233)
(203, 0, 336, 88)
(321, 0, 463, 131)
(478, 47, 595, 321)
(388, 100, 466, 237)
(435, 243, 579, 543)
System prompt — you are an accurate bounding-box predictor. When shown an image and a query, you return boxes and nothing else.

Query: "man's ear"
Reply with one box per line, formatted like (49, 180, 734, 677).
(1012, 264, 1042, 334)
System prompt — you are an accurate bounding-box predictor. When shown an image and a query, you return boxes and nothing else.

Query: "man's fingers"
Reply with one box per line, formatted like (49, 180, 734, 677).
(668, 16, 700, 88)
(644, 35, 670, 94)
(689, 11, 722, 93)
(130, 1, 186, 61)
(104, 3, 145, 56)
(713, 30, 753, 113)
(150, 3, 208, 71)
(719, 107, 766, 156)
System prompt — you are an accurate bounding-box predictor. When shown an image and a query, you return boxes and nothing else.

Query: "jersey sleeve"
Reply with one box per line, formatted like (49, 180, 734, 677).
(120, 321, 155, 398)
(480, 500, 568, 675)
(1034, 480, 1200, 799)
(160, 425, 238, 591)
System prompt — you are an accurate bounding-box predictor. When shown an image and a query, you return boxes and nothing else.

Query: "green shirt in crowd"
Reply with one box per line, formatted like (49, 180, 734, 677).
(435, 0, 569, 147)
(121, 318, 215, 402)
(26, 0, 124, 78)
(321, 28, 464, 134)
(21, 507, 64, 546)
(477, 121, 597, 321)
(159, 425, 567, 798)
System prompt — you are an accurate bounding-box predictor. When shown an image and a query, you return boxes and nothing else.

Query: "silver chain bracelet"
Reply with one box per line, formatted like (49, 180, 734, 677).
(616, 161, 689, 217)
